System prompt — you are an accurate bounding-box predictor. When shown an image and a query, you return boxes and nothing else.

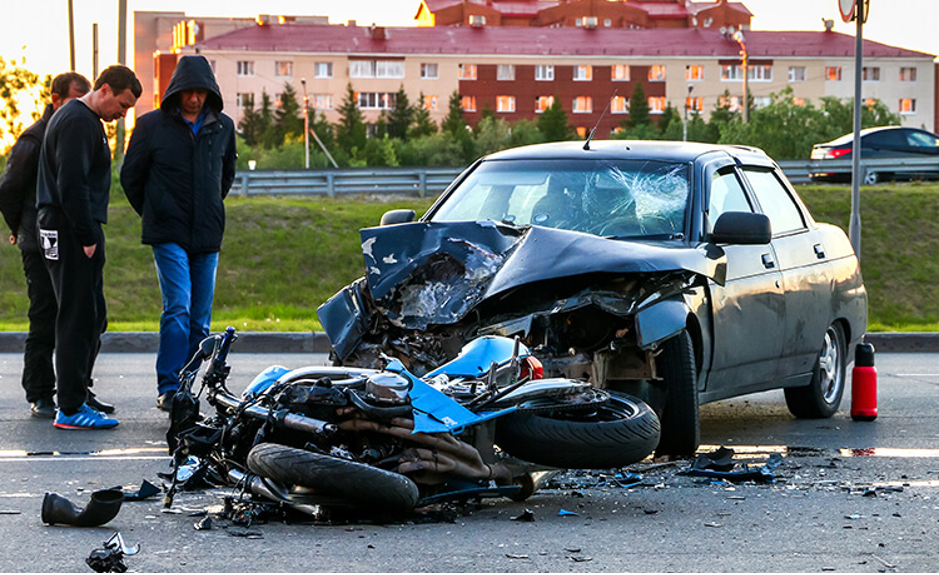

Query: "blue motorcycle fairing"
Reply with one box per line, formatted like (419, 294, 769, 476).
(424, 335, 531, 379)
(242, 365, 292, 398)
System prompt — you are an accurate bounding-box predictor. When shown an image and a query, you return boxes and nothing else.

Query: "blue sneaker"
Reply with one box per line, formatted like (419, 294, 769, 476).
(54, 404, 119, 430)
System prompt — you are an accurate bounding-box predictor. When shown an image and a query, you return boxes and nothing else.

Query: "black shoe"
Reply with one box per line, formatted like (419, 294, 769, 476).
(30, 398, 56, 419)
(156, 390, 177, 413)
(87, 392, 115, 414)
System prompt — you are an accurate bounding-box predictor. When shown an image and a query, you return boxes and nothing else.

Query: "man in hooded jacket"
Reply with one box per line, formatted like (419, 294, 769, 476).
(121, 55, 237, 411)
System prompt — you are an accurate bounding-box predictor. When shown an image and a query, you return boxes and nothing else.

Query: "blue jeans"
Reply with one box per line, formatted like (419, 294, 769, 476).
(153, 243, 219, 395)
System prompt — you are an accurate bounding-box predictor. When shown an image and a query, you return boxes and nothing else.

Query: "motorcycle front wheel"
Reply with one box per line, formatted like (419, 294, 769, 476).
(246, 443, 420, 511)
(494, 393, 660, 469)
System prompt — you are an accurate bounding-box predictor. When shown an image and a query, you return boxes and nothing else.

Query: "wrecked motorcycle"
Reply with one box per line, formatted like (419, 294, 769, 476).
(167, 327, 660, 513)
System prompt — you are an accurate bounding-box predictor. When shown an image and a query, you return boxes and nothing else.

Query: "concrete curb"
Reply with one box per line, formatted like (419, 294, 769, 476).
(0, 331, 934, 354)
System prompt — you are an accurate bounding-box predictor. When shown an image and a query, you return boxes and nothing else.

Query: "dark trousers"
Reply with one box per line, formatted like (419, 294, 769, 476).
(20, 249, 57, 403)
(37, 208, 107, 415)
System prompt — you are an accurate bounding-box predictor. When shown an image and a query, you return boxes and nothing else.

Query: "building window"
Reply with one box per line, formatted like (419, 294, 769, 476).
(793, 97, 806, 107)
(420, 63, 438, 79)
(604, 18, 612, 27)
(236, 92, 254, 108)
(788, 66, 806, 82)
(862, 66, 880, 82)
(312, 94, 333, 110)
(350, 60, 405, 79)
(612, 64, 630, 81)
(900, 67, 917, 82)
(535, 65, 554, 81)
(275, 61, 293, 77)
(423, 94, 439, 111)
(461, 95, 476, 111)
(720, 94, 741, 112)
(864, 98, 876, 108)
(236, 61, 254, 77)
(458, 64, 477, 80)
(686, 65, 704, 81)
(573, 65, 592, 81)
(576, 126, 588, 138)
(496, 95, 516, 112)
(497, 65, 515, 81)
(826, 66, 842, 81)
(572, 96, 592, 113)
(535, 95, 555, 113)
(648, 97, 666, 114)
(899, 98, 916, 114)
(611, 95, 628, 114)
(357, 92, 397, 109)
(721, 65, 772, 81)
(648, 65, 666, 81)
(753, 96, 772, 108)
(314, 62, 333, 78)
(686, 97, 703, 113)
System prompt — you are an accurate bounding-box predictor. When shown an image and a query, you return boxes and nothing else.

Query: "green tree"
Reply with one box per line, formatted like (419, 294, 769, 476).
(657, 103, 680, 135)
(509, 119, 546, 148)
(237, 102, 263, 147)
(386, 86, 413, 139)
(274, 82, 304, 140)
(625, 82, 651, 129)
(364, 133, 399, 167)
(335, 83, 367, 153)
(473, 116, 511, 156)
(441, 91, 465, 134)
(538, 96, 573, 141)
(0, 57, 47, 143)
(257, 90, 281, 149)
(409, 92, 437, 138)
(310, 110, 334, 150)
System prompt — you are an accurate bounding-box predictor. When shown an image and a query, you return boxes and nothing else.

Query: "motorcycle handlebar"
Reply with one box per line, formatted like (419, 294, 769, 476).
(211, 387, 336, 436)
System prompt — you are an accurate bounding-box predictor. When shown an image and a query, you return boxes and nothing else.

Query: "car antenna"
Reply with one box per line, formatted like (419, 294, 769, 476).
(583, 89, 617, 151)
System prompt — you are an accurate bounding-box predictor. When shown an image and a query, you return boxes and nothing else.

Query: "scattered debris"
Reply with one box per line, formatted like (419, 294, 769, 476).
(0, 510, 21, 515)
(565, 547, 582, 553)
(872, 555, 897, 569)
(505, 554, 529, 560)
(511, 509, 535, 522)
(704, 522, 723, 528)
(570, 556, 593, 562)
(227, 529, 263, 539)
(679, 447, 783, 483)
(42, 489, 124, 527)
(85, 532, 139, 573)
(558, 509, 579, 517)
(194, 516, 213, 531)
(121, 480, 161, 501)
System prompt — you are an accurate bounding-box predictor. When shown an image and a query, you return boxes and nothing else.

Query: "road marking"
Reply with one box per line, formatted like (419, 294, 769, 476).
(0, 447, 167, 461)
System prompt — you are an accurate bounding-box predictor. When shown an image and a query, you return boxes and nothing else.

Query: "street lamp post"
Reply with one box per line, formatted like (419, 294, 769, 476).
(733, 30, 748, 123)
(301, 78, 310, 170)
(683, 85, 693, 142)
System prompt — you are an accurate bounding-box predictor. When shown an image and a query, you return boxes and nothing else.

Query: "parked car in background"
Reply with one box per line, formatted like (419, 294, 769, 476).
(319, 141, 868, 457)
(810, 126, 939, 184)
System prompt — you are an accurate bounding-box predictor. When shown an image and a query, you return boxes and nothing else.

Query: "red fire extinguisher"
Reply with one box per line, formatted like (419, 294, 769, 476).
(851, 343, 877, 422)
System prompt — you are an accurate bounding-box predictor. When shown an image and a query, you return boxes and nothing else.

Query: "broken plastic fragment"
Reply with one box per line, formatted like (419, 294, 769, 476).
(122, 479, 161, 501)
(194, 516, 213, 531)
(511, 509, 535, 522)
(558, 509, 579, 517)
(85, 532, 139, 573)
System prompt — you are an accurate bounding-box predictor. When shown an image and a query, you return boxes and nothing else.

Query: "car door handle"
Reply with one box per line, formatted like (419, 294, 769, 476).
(814, 244, 826, 259)
(762, 253, 775, 269)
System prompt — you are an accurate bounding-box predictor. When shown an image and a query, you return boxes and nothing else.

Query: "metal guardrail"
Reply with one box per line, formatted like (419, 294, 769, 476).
(232, 157, 939, 196)
(778, 156, 939, 184)
(234, 167, 464, 198)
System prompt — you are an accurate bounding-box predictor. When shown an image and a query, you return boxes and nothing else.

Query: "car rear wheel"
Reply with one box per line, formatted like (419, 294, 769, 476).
(863, 171, 879, 185)
(655, 330, 700, 457)
(785, 323, 846, 418)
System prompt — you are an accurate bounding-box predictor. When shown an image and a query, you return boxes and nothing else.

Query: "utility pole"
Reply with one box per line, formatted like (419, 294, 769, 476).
(68, 0, 76, 70)
(115, 0, 128, 165)
(683, 85, 693, 141)
(93, 23, 99, 79)
(301, 78, 310, 169)
(733, 30, 748, 123)
(842, 0, 867, 259)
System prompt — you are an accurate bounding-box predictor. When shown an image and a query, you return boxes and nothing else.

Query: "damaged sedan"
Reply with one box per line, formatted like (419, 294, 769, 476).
(318, 141, 867, 456)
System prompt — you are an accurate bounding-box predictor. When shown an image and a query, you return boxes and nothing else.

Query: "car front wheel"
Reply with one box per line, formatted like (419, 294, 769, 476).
(655, 330, 700, 457)
(784, 323, 846, 418)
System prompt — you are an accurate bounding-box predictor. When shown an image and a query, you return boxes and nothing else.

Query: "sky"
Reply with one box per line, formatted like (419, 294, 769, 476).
(1, 0, 937, 83)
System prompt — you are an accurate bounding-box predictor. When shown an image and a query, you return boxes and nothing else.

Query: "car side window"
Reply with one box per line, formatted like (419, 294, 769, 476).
(707, 168, 752, 231)
(743, 168, 806, 235)
(907, 131, 939, 149)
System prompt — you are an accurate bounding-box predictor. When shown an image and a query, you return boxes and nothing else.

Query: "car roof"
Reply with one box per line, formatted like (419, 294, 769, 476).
(822, 125, 939, 146)
(482, 140, 774, 165)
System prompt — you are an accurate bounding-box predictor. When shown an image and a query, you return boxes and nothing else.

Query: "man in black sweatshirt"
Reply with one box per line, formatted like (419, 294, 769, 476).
(0, 72, 90, 419)
(36, 65, 141, 430)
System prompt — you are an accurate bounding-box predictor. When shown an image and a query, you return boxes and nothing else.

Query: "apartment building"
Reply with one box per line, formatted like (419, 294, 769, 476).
(174, 22, 936, 137)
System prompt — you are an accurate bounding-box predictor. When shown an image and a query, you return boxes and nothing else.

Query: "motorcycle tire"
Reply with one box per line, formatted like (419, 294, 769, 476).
(246, 443, 420, 511)
(494, 393, 660, 469)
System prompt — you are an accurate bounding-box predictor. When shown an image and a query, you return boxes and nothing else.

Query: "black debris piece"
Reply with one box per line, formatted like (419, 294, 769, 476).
(512, 509, 535, 522)
(187, 510, 208, 517)
(42, 489, 124, 527)
(226, 529, 263, 539)
(679, 448, 784, 483)
(194, 516, 213, 531)
(691, 447, 736, 472)
(85, 532, 139, 573)
(122, 480, 161, 501)
(570, 556, 593, 563)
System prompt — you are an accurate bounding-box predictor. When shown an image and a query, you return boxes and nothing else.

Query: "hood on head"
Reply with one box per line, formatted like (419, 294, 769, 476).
(160, 55, 224, 113)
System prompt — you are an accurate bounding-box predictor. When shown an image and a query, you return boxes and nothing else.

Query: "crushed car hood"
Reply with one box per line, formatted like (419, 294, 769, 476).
(359, 221, 725, 328)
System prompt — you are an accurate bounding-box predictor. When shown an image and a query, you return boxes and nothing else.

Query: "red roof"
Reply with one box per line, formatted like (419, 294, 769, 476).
(196, 24, 934, 59)
(419, 0, 752, 19)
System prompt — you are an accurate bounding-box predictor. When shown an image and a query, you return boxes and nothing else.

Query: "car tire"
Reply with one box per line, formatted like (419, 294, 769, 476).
(784, 323, 846, 419)
(863, 171, 879, 185)
(655, 330, 700, 457)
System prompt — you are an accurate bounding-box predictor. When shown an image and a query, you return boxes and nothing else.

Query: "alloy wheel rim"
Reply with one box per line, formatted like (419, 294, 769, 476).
(818, 328, 843, 403)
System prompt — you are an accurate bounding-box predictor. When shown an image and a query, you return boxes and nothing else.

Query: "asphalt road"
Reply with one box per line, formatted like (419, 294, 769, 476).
(0, 351, 937, 572)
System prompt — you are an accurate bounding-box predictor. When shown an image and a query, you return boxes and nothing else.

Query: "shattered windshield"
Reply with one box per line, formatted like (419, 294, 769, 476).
(431, 159, 690, 238)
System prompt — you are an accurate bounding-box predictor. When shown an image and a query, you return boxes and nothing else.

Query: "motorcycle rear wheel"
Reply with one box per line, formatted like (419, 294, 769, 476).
(494, 393, 660, 469)
(246, 443, 420, 511)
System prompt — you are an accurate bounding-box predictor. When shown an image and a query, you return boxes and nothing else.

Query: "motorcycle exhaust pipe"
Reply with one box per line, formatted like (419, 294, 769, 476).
(213, 392, 337, 436)
(226, 469, 322, 517)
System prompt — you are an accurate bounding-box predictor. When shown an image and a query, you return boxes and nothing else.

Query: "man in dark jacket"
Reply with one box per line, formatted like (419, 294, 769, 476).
(121, 55, 237, 412)
(37, 65, 140, 430)
(0, 72, 91, 418)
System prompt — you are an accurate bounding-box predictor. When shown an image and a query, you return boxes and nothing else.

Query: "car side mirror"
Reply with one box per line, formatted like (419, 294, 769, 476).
(711, 212, 772, 245)
(380, 209, 416, 226)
